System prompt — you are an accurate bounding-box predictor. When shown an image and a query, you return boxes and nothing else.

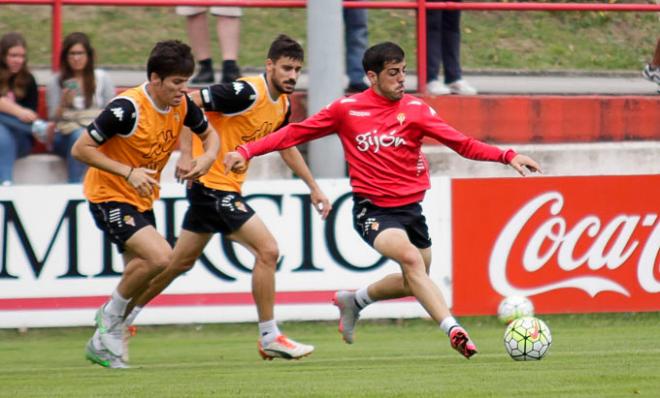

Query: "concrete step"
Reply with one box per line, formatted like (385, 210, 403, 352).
(15, 141, 659, 185)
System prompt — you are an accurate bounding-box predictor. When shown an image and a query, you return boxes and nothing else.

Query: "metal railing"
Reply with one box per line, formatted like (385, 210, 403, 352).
(2, 0, 659, 92)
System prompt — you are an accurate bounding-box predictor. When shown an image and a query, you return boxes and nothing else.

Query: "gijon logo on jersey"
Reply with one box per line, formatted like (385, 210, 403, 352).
(355, 129, 406, 153)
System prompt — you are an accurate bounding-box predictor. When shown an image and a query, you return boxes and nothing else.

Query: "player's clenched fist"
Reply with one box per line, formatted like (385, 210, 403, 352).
(223, 151, 247, 174)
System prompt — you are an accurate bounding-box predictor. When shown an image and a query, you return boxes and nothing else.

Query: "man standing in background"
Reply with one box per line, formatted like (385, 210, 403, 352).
(177, 6, 242, 84)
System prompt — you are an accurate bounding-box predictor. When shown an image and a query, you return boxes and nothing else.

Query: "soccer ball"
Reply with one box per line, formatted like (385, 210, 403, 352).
(497, 295, 534, 324)
(503, 316, 552, 361)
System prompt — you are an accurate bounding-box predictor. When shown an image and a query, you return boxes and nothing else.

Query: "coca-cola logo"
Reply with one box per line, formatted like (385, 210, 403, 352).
(489, 192, 660, 297)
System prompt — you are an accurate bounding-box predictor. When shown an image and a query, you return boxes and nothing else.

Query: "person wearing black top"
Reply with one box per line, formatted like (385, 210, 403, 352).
(0, 32, 51, 185)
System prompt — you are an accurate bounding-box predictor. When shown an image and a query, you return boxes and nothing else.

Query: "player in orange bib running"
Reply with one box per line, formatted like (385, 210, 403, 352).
(73, 40, 219, 368)
(127, 35, 331, 360)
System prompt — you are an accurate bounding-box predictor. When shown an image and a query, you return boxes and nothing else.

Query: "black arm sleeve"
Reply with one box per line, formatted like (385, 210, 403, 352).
(86, 98, 137, 145)
(183, 94, 209, 135)
(199, 81, 256, 114)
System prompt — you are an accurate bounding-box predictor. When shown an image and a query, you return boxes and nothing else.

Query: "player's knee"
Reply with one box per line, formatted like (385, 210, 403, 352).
(255, 243, 279, 267)
(166, 250, 200, 275)
(397, 248, 424, 273)
(171, 259, 195, 275)
(149, 251, 173, 275)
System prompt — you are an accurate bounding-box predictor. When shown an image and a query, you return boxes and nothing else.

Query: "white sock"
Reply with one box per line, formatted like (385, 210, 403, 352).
(354, 287, 373, 310)
(259, 319, 281, 345)
(439, 316, 459, 335)
(124, 306, 142, 326)
(106, 289, 130, 317)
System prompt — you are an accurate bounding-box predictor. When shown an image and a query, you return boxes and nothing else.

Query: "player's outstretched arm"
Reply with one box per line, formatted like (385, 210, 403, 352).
(509, 154, 542, 176)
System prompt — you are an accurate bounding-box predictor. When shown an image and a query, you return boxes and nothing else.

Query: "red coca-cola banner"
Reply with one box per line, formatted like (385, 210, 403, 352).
(451, 175, 660, 315)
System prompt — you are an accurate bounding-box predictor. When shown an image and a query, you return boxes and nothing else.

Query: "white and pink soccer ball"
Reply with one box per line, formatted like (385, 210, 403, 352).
(503, 316, 552, 361)
(497, 295, 535, 324)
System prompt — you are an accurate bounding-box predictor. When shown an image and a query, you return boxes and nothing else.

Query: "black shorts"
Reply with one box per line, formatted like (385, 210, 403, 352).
(89, 201, 156, 253)
(352, 195, 432, 249)
(182, 182, 255, 234)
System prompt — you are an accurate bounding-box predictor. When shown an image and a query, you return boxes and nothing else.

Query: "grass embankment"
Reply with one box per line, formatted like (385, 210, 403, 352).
(1, 4, 657, 72)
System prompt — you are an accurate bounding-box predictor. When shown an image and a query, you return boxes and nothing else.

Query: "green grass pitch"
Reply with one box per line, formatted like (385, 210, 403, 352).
(0, 312, 658, 397)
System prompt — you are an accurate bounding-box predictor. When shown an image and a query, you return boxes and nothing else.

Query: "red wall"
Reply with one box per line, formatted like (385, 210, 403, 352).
(292, 94, 659, 143)
(36, 88, 660, 148)
(421, 95, 659, 143)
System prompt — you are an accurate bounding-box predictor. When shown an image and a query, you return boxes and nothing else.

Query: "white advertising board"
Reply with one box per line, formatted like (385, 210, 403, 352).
(0, 177, 451, 328)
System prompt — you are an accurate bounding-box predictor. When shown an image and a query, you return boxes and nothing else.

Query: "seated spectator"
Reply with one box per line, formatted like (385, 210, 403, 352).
(0, 32, 52, 186)
(46, 32, 115, 183)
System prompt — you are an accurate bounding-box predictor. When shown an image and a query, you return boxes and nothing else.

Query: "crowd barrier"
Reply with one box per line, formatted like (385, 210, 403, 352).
(2, 0, 659, 93)
(30, 87, 660, 151)
(0, 178, 452, 327)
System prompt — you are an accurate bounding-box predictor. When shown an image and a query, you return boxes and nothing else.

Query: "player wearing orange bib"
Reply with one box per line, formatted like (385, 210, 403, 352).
(191, 73, 288, 192)
(72, 40, 219, 368)
(130, 35, 331, 360)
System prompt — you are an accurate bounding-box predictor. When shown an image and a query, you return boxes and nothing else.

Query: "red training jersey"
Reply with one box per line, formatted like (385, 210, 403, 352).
(239, 88, 516, 207)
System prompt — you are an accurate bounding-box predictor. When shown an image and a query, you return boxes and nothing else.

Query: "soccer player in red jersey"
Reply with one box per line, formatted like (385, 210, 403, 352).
(224, 42, 541, 359)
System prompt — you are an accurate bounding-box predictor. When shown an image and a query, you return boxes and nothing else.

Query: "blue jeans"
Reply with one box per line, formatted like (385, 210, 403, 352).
(0, 112, 34, 183)
(53, 127, 87, 183)
(426, 0, 462, 84)
(344, 0, 368, 86)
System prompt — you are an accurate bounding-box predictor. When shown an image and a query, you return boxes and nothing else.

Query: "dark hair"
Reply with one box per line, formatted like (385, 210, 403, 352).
(362, 42, 405, 75)
(267, 34, 304, 62)
(0, 32, 31, 99)
(59, 32, 96, 108)
(146, 40, 195, 80)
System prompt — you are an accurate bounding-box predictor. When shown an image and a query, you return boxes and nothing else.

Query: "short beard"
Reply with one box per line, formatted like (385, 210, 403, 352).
(274, 79, 295, 94)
